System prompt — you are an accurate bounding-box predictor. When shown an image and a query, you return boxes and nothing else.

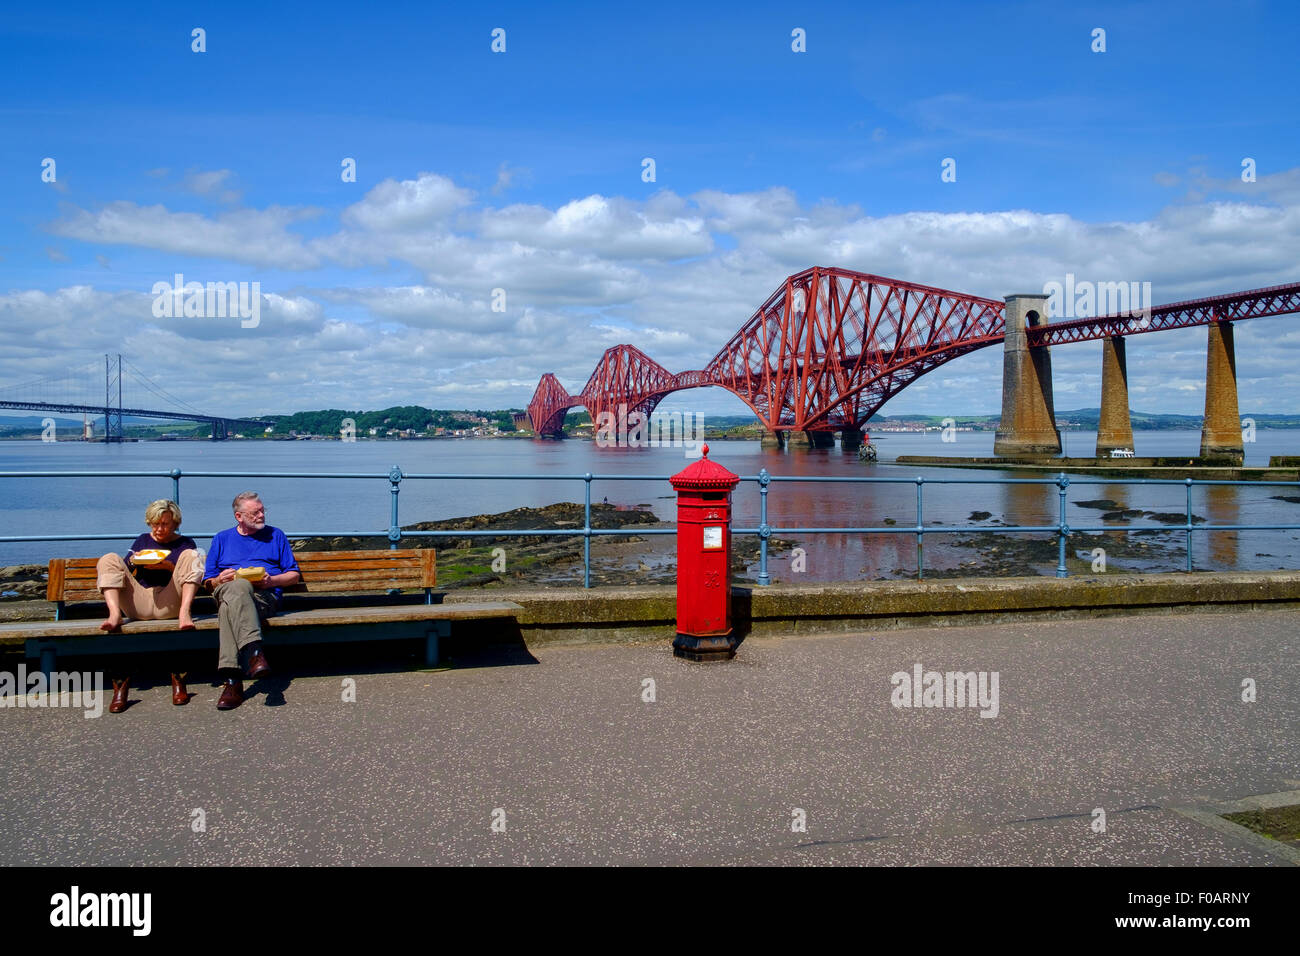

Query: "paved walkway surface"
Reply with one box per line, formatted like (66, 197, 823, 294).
(1, 608, 1297, 866)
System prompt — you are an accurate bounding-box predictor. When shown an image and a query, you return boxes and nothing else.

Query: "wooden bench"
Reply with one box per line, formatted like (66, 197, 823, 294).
(1, 548, 522, 675)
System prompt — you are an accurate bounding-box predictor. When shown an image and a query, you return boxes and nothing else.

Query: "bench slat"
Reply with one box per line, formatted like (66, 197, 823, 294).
(301, 558, 422, 569)
(0, 601, 523, 643)
(57, 552, 424, 569)
(47, 559, 66, 603)
(59, 549, 421, 564)
(61, 567, 425, 584)
(289, 549, 430, 561)
(58, 584, 431, 603)
(61, 561, 420, 578)
(297, 569, 426, 585)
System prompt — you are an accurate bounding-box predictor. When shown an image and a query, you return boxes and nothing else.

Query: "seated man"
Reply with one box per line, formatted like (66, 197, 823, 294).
(202, 491, 301, 711)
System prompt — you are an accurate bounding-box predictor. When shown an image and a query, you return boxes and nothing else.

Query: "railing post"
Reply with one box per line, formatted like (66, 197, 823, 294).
(916, 476, 924, 580)
(584, 474, 592, 588)
(1186, 477, 1194, 572)
(757, 469, 771, 585)
(387, 465, 403, 550)
(170, 467, 181, 505)
(1056, 472, 1070, 578)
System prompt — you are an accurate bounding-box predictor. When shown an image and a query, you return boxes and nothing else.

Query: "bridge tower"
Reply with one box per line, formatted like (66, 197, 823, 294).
(993, 294, 1061, 457)
(1095, 336, 1135, 456)
(1200, 321, 1243, 461)
(104, 354, 124, 443)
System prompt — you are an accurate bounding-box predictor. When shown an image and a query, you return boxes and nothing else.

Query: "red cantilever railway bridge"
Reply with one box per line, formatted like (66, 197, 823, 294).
(526, 266, 1300, 438)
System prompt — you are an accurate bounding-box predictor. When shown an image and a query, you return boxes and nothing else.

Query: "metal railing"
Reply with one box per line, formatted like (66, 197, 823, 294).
(2, 467, 1299, 586)
(743, 471, 1300, 582)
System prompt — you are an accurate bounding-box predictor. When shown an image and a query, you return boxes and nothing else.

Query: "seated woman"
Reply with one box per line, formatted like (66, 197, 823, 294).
(96, 499, 203, 713)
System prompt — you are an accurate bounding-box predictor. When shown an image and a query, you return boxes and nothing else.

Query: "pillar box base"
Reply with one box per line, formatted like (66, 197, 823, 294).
(672, 632, 737, 662)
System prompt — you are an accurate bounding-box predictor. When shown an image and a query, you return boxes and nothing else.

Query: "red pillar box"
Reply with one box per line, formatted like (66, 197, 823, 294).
(670, 444, 741, 661)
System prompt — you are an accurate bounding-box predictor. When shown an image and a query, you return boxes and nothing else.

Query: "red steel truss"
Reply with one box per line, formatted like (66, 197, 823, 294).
(526, 373, 574, 436)
(526, 267, 1300, 437)
(1030, 281, 1300, 346)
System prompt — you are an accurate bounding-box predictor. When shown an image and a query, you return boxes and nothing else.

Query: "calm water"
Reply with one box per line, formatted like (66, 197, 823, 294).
(2, 430, 1299, 579)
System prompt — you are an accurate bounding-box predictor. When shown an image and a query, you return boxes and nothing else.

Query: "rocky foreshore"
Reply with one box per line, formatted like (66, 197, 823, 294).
(290, 502, 666, 588)
(0, 565, 46, 600)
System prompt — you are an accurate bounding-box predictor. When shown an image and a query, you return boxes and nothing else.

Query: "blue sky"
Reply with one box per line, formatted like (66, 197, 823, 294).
(2, 0, 1298, 419)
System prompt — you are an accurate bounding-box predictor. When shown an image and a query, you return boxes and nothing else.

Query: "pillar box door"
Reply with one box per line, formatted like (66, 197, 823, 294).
(669, 444, 741, 662)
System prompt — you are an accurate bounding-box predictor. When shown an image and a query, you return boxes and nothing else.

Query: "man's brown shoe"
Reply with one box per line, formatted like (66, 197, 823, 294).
(170, 673, 189, 706)
(245, 647, 271, 680)
(216, 678, 244, 710)
(108, 678, 130, 714)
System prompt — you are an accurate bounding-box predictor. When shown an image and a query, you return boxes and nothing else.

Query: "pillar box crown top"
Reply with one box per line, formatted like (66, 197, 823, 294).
(669, 444, 740, 491)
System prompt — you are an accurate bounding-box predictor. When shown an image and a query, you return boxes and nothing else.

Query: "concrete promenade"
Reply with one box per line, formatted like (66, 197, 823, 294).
(1, 607, 1296, 866)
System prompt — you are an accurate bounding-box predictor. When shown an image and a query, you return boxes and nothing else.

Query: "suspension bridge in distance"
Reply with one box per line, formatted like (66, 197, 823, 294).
(0, 355, 273, 441)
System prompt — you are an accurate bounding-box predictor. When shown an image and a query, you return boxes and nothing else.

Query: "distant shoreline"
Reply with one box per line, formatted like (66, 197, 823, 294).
(8, 424, 1300, 443)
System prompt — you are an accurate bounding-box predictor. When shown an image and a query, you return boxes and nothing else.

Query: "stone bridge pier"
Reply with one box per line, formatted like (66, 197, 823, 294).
(1200, 321, 1243, 461)
(993, 294, 1061, 457)
(1095, 336, 1134, 456)
(762, 429, 839, 449)
(1087, 320, 1243, 462)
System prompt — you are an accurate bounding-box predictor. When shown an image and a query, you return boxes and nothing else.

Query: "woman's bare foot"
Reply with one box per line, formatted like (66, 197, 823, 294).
(100, 614, 122, 632)
(178, 613, 196, 631)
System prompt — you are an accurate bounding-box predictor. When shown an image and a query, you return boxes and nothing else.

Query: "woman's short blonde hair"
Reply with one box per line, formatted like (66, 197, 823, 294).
(144, 499, 183, 527)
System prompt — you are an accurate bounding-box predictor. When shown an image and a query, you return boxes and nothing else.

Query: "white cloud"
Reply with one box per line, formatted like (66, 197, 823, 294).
(341, 172, 474, 231)
(181, 168, 241, 203)
(48, 201, 321, 269)
(490, 161, 531, 196)
(24, 167, 1300, 417)
(478, 192, 712, 260)
(321, 285, 517, 333)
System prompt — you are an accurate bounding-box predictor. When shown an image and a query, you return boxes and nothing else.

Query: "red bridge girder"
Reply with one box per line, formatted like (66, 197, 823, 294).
(526, 373, 576, 437)
(526, 268, 1300, 435)
(579, 344, 676, 426)
(705, 267, 1006, 430)
(1030, 281, 1300, 346)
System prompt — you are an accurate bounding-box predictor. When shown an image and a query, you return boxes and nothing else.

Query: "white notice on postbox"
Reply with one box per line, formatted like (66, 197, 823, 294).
(702, 526, 723, 549)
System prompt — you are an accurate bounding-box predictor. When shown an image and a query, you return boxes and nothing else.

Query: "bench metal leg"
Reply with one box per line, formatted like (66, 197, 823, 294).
(425, 621, 450, 667)
(39, 645, 56, 680)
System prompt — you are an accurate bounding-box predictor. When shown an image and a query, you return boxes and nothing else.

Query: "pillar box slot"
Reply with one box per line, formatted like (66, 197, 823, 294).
(669, 444, 740, 662)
